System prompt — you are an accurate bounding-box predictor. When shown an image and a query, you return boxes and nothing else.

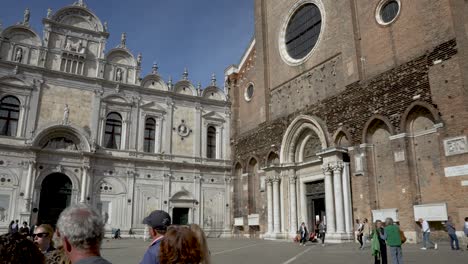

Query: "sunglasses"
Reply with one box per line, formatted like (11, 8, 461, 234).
(32, 232, 49, 238)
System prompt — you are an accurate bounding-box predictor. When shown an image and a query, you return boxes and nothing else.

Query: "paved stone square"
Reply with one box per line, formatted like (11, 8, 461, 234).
(101, 238, 467, 264)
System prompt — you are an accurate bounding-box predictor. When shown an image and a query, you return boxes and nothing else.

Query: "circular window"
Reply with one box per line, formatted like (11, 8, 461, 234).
(244, 83, 254, 101)
(279, 1, 324, 65)
(376, 0, 401, 25)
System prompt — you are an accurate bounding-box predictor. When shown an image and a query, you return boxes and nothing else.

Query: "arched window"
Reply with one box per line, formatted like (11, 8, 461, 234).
(207, 126, 216, 159)
(144, 117, 156, 153)
(0, 96, 20, 137)
(104, 112, 122, 149)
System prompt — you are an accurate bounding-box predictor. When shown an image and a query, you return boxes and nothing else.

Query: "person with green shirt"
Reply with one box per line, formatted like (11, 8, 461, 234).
(384, 218, 403, 264)
(371, 220, 387, 264)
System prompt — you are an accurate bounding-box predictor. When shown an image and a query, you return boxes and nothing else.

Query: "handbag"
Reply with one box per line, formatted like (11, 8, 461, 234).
(399, 229, 407, 244)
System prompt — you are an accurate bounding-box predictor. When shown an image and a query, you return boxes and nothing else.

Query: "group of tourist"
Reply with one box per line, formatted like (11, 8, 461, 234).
(0, 205, 211, 264)
(367, 216, 468, 264)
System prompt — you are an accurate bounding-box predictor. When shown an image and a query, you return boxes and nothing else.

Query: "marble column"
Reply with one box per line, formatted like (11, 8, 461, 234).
(343, 162, 353, 234)
(266, 177, 273, 235)
(272, 176, 281, 234)
(333, 162, 345, 234)
(289, 172, 297, 236)
(24, 161, 35, 211)
(323, 164, 336, 233)
(80, 166, 89, 203)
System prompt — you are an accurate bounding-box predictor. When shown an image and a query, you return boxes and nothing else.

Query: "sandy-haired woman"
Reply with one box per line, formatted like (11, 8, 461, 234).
(189, 224, 211, 264)
(159, 225, 202, 264)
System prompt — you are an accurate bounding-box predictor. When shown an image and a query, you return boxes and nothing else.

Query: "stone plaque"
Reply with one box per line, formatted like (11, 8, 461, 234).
(461, 180, 468, 186)
(394, 150, 405, 162)
(372, 208, 399, 222)
(444, 136, 468, 156)
(354, 154, 363, 172)
(413, 203, 448, 221)
(444, 164, 468, 177)
(260, 176, 265, 192)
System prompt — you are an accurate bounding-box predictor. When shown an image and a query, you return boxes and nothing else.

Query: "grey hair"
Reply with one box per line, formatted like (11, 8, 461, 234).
(385, 217, 394, 226)
(56, 203, 105, 250)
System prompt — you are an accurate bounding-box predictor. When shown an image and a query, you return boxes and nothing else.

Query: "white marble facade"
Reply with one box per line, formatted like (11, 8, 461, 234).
(0, 1, 231, 236)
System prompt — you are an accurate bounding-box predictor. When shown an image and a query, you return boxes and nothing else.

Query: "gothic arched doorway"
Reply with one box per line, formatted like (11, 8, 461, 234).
(38, 173, 72, 225)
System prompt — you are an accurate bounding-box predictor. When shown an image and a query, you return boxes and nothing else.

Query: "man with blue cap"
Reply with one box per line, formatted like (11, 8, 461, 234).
(139, 210, 171, 264)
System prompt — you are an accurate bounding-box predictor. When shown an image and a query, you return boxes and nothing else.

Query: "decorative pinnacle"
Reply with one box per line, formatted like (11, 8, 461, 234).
(197, 82, 202, 90)
(119, 32, 127, 48)
(152, 62, 158, 74)
(182, 68, 188, 80)
(73, 0, 87, 7)
(23, 8, 30, 26)
(168, 76, 173, 88)
(47, 8, 52, 19)
(211, 73, 216, 86)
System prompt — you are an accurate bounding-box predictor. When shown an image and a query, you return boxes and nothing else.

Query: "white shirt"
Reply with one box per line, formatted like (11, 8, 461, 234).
(422, 220, 430, 233)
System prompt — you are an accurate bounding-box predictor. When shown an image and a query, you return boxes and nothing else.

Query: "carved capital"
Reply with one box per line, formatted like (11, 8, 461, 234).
(272, 176, 281, 183)
(332, 161, 344, 172)
(224, 176, 232, 183)
(288, 175, 297, 184)
(82, 165, 90, 171)
(321, 164, 333, 174)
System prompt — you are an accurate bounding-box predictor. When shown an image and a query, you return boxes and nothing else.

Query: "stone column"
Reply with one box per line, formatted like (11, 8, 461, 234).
(266, 177, 273, 235)
(164, 99, 174, 154)
(289, 172, 298, 236)
(24, 160, 35, 211)
(343, 162, 353, 234)
(272, 176, 281, 235)
(333, 162, 345, 234)
(80, 166, 89, 203)
(323, 164, 336, 233)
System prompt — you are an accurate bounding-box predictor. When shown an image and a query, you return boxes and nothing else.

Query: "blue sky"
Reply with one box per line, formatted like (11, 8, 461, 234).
(0, 0, 254, 88)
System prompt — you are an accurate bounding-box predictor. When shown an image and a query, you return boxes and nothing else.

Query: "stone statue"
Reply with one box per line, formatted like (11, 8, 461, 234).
(137, 53, 142, 66)
(78, 40, 85, 53)
(63, 104, 70, 124)
(115, 68, 122, 82)
(120, 32, 126, 47)
(103, 21, 108, 32)
(47, 8, 52, 19)
(14, 48, 23, 63)
(23, 8, 30, 26)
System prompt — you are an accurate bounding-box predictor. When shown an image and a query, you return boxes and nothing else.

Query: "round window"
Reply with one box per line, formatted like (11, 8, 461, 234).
(376, 0, 401, 25)
(244, 84, 254, 101)
(279, 1, 324, 66)
(285, 4, 321, 60)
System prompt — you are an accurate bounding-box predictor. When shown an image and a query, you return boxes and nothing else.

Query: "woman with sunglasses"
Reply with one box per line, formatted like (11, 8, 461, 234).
(33, 224, 55, 254)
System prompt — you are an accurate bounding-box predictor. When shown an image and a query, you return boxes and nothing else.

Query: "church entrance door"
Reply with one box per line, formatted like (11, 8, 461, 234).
(38, 173, 72, 226)
(305, 180, 325, 232)
(172, 208, 190, 225)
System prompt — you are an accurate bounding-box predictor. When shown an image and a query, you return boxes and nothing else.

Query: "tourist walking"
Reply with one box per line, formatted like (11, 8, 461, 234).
(362, 218, 370, 249)
(371, 220, 387, 264)
(318, 220, 326, 246)
(384, 218, 403, 264)
(356, 219, 364, 249)
(464, 217, 468, 250)
(189, 224, 211, 264)
(56, 204, 111, 264)
(140, 210, 171, 264)
(418, 218, 437, 250)
(299, 222, 308, 246)
(445, 216, 459, 250)
(8, 220, 14, 234)
(19, 221, 30, 237)
(159, 225, 202, 264)
(11, 219, 19, 233)
(33, 224, 55, 255)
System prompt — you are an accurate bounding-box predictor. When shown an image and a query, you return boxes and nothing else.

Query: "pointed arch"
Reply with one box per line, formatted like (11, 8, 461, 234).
(332, 127, 352, 148)
(400, 101, 441, 133)
(362, 115, 395, 144)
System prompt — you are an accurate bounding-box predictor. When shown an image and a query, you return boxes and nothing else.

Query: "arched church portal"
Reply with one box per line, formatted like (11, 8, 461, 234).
(38, 173, 72, 225)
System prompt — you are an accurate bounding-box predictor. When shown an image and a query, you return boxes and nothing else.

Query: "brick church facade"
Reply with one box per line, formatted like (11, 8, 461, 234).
(226, 0, 468, 242)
